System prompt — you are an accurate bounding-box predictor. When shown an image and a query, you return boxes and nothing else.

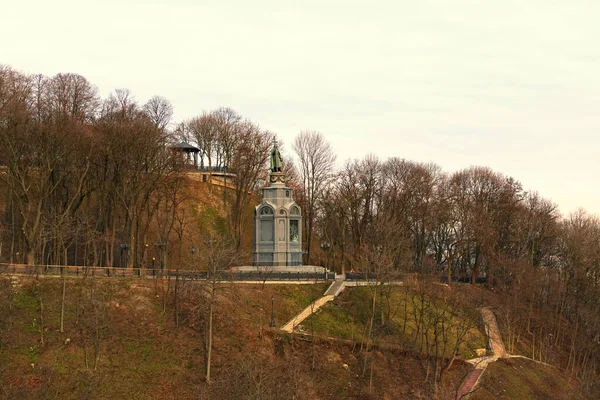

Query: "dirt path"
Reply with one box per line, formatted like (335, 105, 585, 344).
(456, 307, 506, 399)
(480, 308, 507, 358)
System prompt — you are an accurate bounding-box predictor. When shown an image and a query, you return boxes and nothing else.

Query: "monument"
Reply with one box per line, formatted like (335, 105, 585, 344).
(253, 140, 302, 266)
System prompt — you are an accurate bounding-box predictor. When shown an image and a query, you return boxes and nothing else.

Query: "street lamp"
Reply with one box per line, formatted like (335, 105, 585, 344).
(120, 243, 130, 269)
(203, 237, 217, 278)
(143, 243, 149, 269)
(189, 246, 198, 267)
(155, 240, 167, 270)
(320, 242, 330, 277)
(99, 248, 105, 276)
(269, 295, 275, 327)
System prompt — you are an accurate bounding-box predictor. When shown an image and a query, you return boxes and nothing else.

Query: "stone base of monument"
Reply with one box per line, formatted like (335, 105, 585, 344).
(231, 265, 328, 274)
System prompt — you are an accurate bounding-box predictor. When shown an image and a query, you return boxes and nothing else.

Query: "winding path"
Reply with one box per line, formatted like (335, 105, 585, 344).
(456, 307, 506, 399)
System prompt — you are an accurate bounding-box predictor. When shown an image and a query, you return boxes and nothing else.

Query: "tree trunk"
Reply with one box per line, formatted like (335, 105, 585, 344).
(39, 284, 44, 345)
(174, 271, 179, 328)
(206, 288, 214, 384)
(60, 276, 66, 332)
(362, 288, 377, 376)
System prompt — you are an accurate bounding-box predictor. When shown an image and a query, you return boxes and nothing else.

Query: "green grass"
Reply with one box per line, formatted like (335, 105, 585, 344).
(195, 203, 229, 236)
(2, 276, 584, 400)
(272, 283, 329, 323)
(13, 291, 39, 311)
(0, 277, 208, 399)
(125, 341, 154, 361)
(306, 286, 486, 358)
(306, 300, 362, 338)
(472, 357, 586, 400)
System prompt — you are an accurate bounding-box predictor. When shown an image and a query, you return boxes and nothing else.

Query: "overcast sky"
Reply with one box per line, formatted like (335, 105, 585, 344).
(2, 0, 599, 216)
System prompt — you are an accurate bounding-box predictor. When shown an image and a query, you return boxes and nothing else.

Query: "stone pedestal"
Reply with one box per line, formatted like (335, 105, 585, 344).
(253, 142, 303, 266)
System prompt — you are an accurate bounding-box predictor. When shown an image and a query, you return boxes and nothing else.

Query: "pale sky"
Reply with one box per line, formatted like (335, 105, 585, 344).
(1, 0, 599, 217)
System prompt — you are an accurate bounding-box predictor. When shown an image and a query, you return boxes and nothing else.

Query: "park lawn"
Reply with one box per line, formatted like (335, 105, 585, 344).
(305, 285, 486, 359)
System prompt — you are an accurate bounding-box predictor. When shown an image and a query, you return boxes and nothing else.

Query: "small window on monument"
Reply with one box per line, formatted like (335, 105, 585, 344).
(260, 207, 273, 215)
(286, 190, 290, 197)
(290, 220, 299, 242)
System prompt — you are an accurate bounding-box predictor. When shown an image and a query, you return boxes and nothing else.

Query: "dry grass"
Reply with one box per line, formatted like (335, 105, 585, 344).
(0, 276, 592, 400)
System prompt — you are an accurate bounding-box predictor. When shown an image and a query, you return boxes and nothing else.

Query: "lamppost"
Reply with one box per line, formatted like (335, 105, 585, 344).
(120, 243, 130, 269)
(155, 240, 167, 270)
(143, 243, 149, 271)
(99, 248, 104, 266)
(189, 246, 197, 268)
(204, 237, 216, 278)
(269, 295, 275, 327)
(100, 248, 105, 276)
(320, 242, 330, 279)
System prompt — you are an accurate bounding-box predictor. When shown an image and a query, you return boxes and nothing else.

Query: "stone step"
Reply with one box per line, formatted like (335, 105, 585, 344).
(456, 369, 484, 399)
(324, 279, 345, 296)
(280, 295, 334, 333)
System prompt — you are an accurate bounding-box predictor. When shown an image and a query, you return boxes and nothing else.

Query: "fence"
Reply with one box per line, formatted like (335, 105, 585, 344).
(227, 271, 335, 281)
(344, 272, 378, 280)
(0, 263, 335, 282)
(0, 263, 158, 278)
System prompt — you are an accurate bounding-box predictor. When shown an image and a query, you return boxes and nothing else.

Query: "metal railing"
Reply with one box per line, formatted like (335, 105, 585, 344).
(227, 271, 334, 281)
(0, 263, 335, 281)
(252, 254, 304, 267)
(0, 263, 159, 278)
(345, 272, 378, 280)
(196, 166, 236, 174)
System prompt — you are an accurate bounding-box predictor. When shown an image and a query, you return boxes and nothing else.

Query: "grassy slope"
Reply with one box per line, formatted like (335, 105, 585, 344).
(306, 285, 486, 359)
(472, 357, 587, 400)
(0, 276, 466, 399)
(0, 276, 591, 399)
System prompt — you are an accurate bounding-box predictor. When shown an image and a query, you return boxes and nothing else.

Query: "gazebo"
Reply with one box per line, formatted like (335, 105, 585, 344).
(170, 141, 200, 169)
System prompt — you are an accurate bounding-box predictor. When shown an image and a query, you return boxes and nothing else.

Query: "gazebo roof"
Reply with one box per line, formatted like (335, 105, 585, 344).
(171, 141, 200, 152)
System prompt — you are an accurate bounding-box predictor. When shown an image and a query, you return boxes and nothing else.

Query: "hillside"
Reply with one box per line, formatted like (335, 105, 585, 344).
(183, 173, 260, 253)
(0, 274, 591, 399)
(471, 357, 586, 399)
(2, 63, 600, 399)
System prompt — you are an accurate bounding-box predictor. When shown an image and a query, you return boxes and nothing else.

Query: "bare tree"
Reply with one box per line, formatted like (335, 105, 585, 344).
(227, 122, 273, 248)
(292, 131, 336, 265)
(448, 167, 519, 284)
(201, 237, 242, 384)
(335, 156, 381, 268)
(47, 72, 99, 122)
(77, 275, 112, 370)
(93, 89, 176, 270)
(185, 112, 219, 173)
(0, 68, 95, 266)
(143, 95, 173, 132)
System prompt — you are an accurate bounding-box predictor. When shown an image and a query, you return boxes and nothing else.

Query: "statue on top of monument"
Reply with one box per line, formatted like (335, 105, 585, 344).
(270, 139, 284, 173)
